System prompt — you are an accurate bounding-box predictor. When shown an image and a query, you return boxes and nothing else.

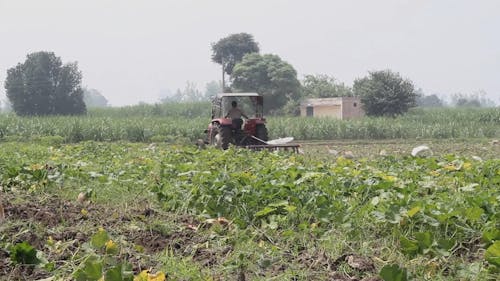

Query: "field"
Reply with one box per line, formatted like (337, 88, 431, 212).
(0, 107, 499, 280)
(0, 105, 498, 143)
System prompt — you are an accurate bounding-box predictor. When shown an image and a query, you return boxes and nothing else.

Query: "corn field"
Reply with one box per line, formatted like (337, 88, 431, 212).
(0, 105, 498, 143)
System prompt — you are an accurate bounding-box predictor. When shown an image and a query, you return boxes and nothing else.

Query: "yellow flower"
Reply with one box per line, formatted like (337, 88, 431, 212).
(47, 236, 55, 246)
(381, 174, 397, 182)
(134, 270, 166, 281)
(430, 170, 440, 177)
(30, 163, 44, 170)
(105, 239, 118, 254)
(443, 165, 457, 171)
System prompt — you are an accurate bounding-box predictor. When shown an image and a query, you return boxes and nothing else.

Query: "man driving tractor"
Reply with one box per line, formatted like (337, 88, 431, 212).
(225, 101, 248, 130)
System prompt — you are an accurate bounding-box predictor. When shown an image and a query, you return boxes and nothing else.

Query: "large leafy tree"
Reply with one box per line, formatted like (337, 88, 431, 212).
(353, 70, 417, 116)
(302, 74, 353, 98)
(232, 53, 301, 114)
(211, 33, 259, 76)
(5, 51, 86, 115)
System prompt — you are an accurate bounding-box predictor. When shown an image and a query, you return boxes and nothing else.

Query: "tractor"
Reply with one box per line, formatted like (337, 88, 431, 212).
(205, 93, 299, 152)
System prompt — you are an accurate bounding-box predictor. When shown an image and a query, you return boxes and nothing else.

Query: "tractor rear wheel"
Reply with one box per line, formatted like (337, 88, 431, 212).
(256, 125, 268, 142)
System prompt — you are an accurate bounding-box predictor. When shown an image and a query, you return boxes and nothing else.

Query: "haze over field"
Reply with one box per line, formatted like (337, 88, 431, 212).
(0, 0, 499, 106)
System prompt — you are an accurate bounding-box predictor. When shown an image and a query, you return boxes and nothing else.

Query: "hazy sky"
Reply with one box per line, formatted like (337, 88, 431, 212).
(1, 0, 499, 106)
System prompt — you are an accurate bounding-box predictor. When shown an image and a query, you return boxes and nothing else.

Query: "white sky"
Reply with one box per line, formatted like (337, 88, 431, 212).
(1, 0, 499, 106)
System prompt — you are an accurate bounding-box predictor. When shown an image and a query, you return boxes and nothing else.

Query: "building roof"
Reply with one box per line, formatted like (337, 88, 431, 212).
(216, 93, 261, 98)
(301, 97, 350, 106)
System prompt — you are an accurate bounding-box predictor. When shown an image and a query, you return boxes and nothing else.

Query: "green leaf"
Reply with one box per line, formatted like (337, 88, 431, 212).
(380, 264, 408, 281)
(400, 236, 418, 256)
(465, 207, 484, 222)
(437, 238, 456, 251)
(268, 200, 290, 208)
(485, 241, 500, 267)
(415, 232, 433, 252)
(255, 206, 276, 218)
(91, 228, 110, 249)
(9, 241, 40, 265)
(482, 229, 500, 245)
(105, 265, 123, 281)
(407, 206, 420, 218)
(74, 256, 103, 281)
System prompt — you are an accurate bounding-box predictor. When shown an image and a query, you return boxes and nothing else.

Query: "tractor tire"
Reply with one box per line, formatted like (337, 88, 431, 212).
(212, 125, 232, 149)
(256, 125, 269, 142)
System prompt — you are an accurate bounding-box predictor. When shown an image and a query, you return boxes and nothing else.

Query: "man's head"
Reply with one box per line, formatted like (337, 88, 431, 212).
(231, 101, 237, 108)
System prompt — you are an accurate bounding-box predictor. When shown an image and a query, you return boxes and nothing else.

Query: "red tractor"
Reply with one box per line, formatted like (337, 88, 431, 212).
(205, 93, 299, 151)
(205, 93, 267, 149)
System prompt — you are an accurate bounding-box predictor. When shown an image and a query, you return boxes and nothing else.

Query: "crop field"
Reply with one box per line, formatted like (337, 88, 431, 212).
(1, 139, 499, 280)
(0, 107, 498, 143)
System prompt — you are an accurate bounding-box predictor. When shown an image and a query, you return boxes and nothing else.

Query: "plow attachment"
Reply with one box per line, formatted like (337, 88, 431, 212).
(245, 136, 300, 153)
(244, 144, 301, 153)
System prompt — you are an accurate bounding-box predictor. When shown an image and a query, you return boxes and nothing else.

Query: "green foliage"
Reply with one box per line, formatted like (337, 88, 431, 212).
(379, 264, 408, 281)
(88, 101, 210, 118)
(90, 228, 110, 249)
(301, 74, 353, 98)
(73, 229, 151, 281)
(0, 107, 498, 142)
(353, 70, 417, 116)
(485, 241, 500, 268)
(74, 256, 104, 281)
(10, 241, 40, 265)
(211, 33, 260, 75)
(0, 141, 499, 279)
(232, 53, 301, 114)
(5, 51, 86, 116)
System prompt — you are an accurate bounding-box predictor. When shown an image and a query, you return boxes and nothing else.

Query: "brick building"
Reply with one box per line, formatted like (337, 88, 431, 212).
(299, 97, 364, 119)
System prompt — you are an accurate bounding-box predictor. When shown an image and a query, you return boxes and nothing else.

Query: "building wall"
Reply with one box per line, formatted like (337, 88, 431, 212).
(341, 97, 364, 119)
(314, 105, 342, 118)
(300, 97, 364, 119)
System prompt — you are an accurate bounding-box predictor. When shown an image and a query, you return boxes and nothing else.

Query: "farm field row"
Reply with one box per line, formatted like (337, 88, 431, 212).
(0, 107, 498, 143)
(0, 140, 499, 280)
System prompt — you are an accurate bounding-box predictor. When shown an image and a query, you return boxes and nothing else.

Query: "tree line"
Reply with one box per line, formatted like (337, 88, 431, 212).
(3, 33, 495, 117)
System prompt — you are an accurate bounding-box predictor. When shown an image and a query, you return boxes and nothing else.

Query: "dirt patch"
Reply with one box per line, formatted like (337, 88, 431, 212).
(0, 191, 224, 280)
(3, 194, 98, 228)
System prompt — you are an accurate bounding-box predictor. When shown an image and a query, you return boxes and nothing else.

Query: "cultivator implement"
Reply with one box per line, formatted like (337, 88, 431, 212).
(244, 144, 301, 153)
(244, 135, 300, 153)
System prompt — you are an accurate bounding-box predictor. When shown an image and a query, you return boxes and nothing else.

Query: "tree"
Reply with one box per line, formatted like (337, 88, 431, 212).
(83, 88, 109, 108)
(452, 90, 495, 107)
(161, 81, 204, 103)
(211, 33, 260, 76)
(4, 51, 86, 115)
(417, 94, 444, 107)
(353, 70, 417, 117)
(231, 53, 301, 114)
(302, 74, 352, 98)
(204, 81, 222, 100)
